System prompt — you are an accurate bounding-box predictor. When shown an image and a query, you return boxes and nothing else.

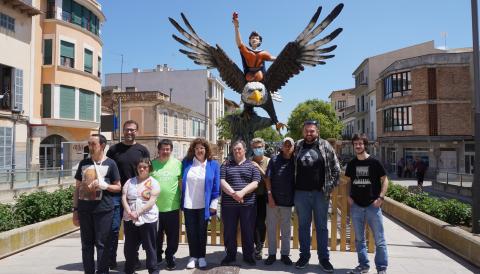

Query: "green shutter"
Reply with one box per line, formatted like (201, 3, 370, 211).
(60, 40, 74, 58)
(72, 2, 82, 25)
(42, 84, 51, 118)
(60, 85, 75, 119)
(62, 0, 71, 13)
(44, 39, 52, 65)
(84, 49, 92, 73)
(96, 94, 101, 122)
(79, 89, 94, 121)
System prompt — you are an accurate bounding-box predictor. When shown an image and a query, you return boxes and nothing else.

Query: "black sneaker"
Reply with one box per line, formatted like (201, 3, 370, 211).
(264, 255, 276, 265)
(280, 255, 293, 266)
(243, 256, 256, 266)
(166, 257, 176, 270)
(295, 256, 309, 269)
(220, 255, 236, 266)
(320, 259, 334, 273)
(109, 261, 118, 270)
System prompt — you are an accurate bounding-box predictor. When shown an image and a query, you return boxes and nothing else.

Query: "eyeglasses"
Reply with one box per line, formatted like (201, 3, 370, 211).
(124, 128, 137, 132)
(303, 120, 318, 126)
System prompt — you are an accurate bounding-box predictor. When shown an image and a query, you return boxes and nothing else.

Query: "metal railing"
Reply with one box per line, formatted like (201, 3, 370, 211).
(435, 171, 473, 188)
(0, 168, 76, 190)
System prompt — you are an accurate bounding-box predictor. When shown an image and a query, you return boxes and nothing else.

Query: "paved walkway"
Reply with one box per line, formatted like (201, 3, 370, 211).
(0, 214, 478, 274)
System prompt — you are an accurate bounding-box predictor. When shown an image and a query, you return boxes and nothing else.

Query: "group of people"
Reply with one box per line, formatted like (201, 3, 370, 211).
(72, 119, 389, 274)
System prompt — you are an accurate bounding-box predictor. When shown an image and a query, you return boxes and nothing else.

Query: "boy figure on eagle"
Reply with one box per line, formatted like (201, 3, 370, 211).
(233, 12, 276, 82)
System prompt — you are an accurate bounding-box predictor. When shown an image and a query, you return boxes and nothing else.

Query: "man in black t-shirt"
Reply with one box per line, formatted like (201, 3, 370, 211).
(293, 120, 340, 272)
(106, 120, 150, 268)
(345, 134, 388, 274)
(73, 134, 121, 274)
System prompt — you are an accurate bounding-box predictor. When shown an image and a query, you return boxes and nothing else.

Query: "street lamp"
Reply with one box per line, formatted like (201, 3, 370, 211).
(10, 109, 21, 188)
(471, 0, 480, 233)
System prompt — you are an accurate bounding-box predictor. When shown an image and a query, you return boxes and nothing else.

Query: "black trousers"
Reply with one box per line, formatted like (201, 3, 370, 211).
(78, 209, 113, 274)
(184, 208, 208, 258)
(156, 209, 180, 260)
(254, 194, 267, 250)
(124, 221, 159, 274)
(222, 204, 256, 259)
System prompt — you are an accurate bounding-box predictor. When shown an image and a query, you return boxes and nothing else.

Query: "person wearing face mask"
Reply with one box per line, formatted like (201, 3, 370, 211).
(250, 137, 270, 260)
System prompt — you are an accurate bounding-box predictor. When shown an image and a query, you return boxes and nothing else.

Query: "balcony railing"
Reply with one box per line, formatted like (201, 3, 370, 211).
(0, 168, 75, 191)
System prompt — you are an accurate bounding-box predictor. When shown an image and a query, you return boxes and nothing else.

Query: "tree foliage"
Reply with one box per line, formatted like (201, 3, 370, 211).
(287, 99, 343, 140)
(254, 126, 282, 142)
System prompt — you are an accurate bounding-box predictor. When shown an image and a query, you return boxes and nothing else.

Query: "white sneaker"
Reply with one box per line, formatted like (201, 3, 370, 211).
(198, 257, 207, 268)
(186, 257, 197, 269)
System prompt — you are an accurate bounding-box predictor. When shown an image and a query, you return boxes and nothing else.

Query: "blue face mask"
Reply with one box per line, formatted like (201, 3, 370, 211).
(253, 147, 264, 156)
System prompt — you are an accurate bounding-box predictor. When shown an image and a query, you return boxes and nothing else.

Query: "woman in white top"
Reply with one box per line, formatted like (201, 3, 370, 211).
(121, 158, 160, 274)
(181, 138, 220, 269)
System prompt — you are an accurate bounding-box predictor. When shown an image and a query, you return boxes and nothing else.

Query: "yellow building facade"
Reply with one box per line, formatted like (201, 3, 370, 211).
(32, 0, 105, 168)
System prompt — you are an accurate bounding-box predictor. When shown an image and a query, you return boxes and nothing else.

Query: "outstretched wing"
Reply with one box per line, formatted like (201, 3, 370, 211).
(169, 13, 246, 94)
(263, 4, 344, 93)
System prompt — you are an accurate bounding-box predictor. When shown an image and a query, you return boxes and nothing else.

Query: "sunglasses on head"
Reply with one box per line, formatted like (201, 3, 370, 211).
(303, 120, 318, 126)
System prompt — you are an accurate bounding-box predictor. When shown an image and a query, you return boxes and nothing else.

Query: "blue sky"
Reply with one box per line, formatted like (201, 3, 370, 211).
(99, 0, 474, 123)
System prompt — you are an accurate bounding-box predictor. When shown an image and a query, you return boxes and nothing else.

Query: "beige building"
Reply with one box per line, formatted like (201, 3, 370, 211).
(0, 1, 41, 170)
(102, 87, 213, 160)
(351, 41, 443, 141)
(377, 50, 474, 176)
(31, 0, 106, 169)
(105, 67, 226, 144)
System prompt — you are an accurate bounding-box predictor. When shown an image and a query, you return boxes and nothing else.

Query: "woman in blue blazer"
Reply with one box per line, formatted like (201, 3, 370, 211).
(181, 138, 220, 269)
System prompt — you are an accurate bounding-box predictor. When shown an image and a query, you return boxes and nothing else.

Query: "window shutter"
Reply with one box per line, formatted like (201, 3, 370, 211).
(60, 85, 75, 119)
(60, 40, 74, 58)
(72, 2, 82, 25)
(96, 94, 100, 122)
(42, 84, 51, 118)
(79, 89, 94, 121)
(84, 49, 92, 73)
(13, 69, 23, 112)
(44, 39, 52, 65)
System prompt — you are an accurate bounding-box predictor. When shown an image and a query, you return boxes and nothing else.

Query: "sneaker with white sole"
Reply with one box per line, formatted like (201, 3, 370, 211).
(198, 257, 207, 268)
(186, 257, 197, 269)
(347, 265, 370, 273)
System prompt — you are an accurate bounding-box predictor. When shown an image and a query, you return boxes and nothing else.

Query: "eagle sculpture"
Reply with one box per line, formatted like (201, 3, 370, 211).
(169, 4, 343, 126)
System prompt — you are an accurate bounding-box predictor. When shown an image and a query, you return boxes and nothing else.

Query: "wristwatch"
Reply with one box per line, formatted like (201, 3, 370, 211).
(72, 207, 78, 212)
(267, 190, 272, 194)
(378, 196, 385, 201)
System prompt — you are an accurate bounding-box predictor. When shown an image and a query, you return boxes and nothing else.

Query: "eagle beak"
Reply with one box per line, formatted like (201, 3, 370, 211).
(248, 89, 263, 104)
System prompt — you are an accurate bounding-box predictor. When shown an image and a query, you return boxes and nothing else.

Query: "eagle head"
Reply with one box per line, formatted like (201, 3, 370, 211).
(241, 81, 267, 106)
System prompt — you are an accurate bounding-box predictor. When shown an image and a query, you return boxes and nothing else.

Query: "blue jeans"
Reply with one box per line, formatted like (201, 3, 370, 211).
(109, 197, 122, 265)
(294, 190, 330, 260)
(350, 202, 388, 271)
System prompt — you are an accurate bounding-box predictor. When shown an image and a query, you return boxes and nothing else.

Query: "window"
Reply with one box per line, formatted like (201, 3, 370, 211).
(163, 112, 168, 135)
(60, 40, 75, 68)
(42, 85, 51, 118)
(79, 89, 94, 121)
(192, 118, 201, 137)
(60, 85, 75, 119)
(97, 56, 102, 78)
(336, 100, 346, 110)
(62, 0, 100, 36)
(384, 71, 411, 99)
(13, 69, 23, 112)
(96, 94, 100, 122)
(44, 39, 53, 65)
(46, 0, 55, 18)
(84, 49, 93, 73)
(0, 127, 12, 169)
(383, 106, 412, 132)
(0, 12, 15, 32)
(174, 114, 178, 136)
(183, 118, 187, 137)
